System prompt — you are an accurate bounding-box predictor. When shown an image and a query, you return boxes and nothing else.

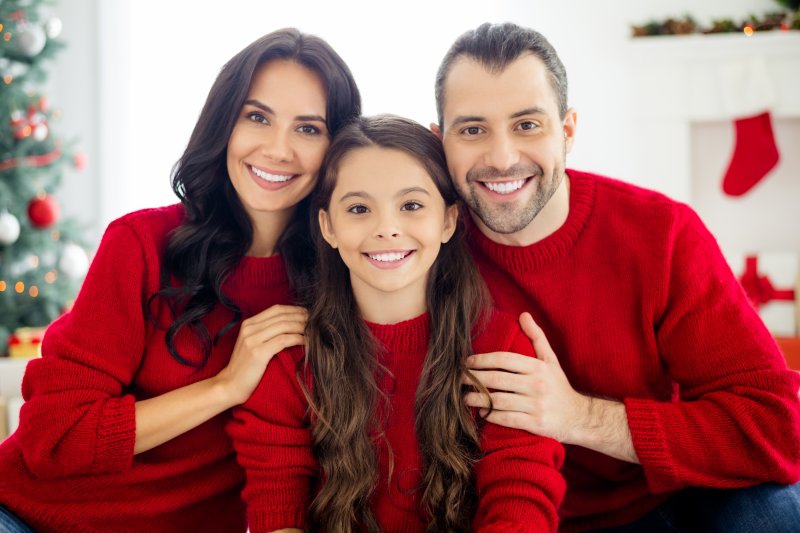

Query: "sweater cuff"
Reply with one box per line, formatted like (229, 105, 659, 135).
(624, 398, 681, 493)
(94, 394, 136, 473)
(248, 504, 306, 533)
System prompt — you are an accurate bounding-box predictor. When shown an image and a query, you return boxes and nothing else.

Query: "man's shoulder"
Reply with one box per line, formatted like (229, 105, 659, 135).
(569, 168, 693, 223)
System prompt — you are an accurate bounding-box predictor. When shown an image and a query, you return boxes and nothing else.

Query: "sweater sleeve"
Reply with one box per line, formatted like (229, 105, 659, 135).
(227, 347, 315, 532)
(626, 205, 800, 493)
(473, 325, 566, 532)
(17, 221, 150, 478)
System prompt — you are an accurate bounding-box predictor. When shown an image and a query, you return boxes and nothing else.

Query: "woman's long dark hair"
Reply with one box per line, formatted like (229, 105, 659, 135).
(305, 115, 492, 531)
(151, 28, 361, 367)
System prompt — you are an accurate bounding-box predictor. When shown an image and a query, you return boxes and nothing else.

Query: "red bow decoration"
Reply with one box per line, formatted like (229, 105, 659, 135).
(738, 255, 796, 308)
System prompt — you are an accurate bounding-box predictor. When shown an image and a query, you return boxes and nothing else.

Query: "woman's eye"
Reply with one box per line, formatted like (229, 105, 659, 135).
(347, 205, 369, 215)
(247, 112, 269, 125)
(298, 124, 321, 135)
(401, 201, 423, 211)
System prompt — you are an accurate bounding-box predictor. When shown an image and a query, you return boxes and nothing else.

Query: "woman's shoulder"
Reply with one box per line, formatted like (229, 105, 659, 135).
(110, 204, 185, 236)
(101, 204, 185, 251)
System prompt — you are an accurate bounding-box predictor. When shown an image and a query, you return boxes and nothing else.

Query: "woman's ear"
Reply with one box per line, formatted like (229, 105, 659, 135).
(441, 204, 458, 244)
(318, 209, 337, 248)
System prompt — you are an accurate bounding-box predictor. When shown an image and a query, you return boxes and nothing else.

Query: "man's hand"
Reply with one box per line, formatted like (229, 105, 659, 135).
(464, 312, 639, 463)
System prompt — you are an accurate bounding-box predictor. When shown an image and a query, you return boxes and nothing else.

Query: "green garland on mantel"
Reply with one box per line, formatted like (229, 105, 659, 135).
(632, 9, 799, 38)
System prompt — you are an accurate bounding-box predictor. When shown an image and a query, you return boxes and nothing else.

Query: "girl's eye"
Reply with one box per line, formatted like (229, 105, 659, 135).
(246, 112, 269, 125)
(347, 204, 369, 215)
(401, 201, 423, 211)
(298, 124, 322, 135)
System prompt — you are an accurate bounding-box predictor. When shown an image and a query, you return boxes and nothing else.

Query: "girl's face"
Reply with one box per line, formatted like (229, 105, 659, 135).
(319, 146, 458, 321)
(227, 59, 329, 225)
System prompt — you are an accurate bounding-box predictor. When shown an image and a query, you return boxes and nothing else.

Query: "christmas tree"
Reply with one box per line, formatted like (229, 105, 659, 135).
(0, 0, 88, 356)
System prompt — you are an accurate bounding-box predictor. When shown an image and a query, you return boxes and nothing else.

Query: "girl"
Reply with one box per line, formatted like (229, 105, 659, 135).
(230, 115, 565, 532)
(0, 28, 360, 532)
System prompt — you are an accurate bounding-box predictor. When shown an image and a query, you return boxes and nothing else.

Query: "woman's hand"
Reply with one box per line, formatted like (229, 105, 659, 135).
(214, 304, 308, 406)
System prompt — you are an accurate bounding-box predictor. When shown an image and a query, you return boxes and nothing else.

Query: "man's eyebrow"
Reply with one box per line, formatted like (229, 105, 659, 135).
(450, 115, 485, 127)
(449, 107, 548, 128)
(510, 107, 548, 119)
(243, 99, 326, 123)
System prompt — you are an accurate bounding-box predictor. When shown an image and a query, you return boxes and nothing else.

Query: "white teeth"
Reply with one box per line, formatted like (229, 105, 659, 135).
(484, 179, 525, 194)
(368, 252, 408, 262)
(251, 165, 294, 183)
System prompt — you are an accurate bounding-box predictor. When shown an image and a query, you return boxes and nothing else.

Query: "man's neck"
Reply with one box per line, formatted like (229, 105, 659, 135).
(474, 174, 570, 247)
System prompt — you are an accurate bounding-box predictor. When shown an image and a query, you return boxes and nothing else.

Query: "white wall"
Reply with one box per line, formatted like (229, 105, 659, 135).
(46, 0, 781, 242)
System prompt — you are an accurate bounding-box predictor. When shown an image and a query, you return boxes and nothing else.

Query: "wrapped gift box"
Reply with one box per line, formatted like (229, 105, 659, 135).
(730, 252, 798, 338)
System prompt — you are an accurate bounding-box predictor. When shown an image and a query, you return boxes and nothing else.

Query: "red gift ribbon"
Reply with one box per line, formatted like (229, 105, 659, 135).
(739, 255, 796, 308)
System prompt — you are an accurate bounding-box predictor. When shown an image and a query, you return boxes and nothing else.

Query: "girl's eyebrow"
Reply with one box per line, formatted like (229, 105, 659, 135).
(244, 99, 326, 123)
(338, 187, 432, 203)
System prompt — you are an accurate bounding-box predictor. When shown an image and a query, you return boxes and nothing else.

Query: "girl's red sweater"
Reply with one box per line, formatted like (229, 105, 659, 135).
(229, 311, 566, 532)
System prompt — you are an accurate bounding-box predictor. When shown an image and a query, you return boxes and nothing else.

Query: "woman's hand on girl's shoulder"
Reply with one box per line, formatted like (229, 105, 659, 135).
(213, 304, 308, 406)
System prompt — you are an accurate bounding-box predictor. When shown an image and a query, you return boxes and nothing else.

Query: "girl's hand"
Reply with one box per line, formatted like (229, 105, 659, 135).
(214, 304, 308, 406)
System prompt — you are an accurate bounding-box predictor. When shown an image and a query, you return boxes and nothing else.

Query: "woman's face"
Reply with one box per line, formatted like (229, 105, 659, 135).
(227, 59, 329, 224)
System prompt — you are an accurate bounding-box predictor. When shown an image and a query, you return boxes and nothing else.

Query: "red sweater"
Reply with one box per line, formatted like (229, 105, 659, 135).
(466, 169, 800, 532)
(229, 311, 566, 532)
(0, 204, 293, 533)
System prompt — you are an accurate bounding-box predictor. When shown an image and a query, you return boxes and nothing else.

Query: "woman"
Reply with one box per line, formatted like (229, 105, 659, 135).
(229, 115, 566, 532)
(0, 28, 360, 533)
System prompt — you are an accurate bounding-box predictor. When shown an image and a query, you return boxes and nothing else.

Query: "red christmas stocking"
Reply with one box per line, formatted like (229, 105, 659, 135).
(722, 111, 780, 197)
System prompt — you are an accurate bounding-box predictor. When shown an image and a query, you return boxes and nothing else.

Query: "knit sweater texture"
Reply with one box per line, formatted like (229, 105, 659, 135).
(466, 169, 800, 532)
(229, 310, 566, 532)
(0, 204, 293, 533)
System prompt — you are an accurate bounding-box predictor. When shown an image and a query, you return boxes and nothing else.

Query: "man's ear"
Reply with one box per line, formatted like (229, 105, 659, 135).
(441, 204, 458, 243)
(430, 123, 443, 140)
(563, 108, 577, 153)
(318, 209, 337, 248)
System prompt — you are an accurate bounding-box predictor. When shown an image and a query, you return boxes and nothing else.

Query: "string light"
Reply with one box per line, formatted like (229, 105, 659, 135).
(29, 286, 39, 298)
(3, 74, 12, 85)
(0, 23, 4, 32)
(3, 32, 11, 42)
(31, 255, 40, 268)
(0, 280, 6, 292)
(51, 230, 60, 241)
(15, 281, 25, 293)
(44, 271, 57, 284)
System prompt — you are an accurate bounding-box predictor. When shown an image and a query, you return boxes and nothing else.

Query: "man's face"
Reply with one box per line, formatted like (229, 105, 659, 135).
(438, 53, 575, 238)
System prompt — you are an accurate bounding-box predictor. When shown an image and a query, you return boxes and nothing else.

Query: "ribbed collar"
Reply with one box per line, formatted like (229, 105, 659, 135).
(466, 169, 596, 272)
(365, 312, 430, 353)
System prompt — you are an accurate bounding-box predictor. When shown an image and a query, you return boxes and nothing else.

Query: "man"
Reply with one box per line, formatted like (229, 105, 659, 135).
(432, 22, 800, 532)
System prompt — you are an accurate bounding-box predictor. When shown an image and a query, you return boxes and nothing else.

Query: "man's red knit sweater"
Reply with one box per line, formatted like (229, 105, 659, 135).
(466, 169, 800, 532)
(229, 311, 566, 532)
(0, 204, 293, 533)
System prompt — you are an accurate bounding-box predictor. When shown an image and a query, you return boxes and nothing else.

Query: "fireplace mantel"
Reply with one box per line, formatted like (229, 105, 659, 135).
(627, 31, 800, 202)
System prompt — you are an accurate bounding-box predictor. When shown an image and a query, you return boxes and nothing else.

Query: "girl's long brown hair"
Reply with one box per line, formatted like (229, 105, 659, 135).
(305, 115, 491, 531)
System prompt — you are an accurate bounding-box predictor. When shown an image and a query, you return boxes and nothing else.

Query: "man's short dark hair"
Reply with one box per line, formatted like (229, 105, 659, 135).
(435, 22, 568, 127)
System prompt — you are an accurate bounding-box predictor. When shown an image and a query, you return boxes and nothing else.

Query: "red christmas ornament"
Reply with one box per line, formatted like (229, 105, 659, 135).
(27, 195, 60, 228)
(73, 151, 87, 170)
